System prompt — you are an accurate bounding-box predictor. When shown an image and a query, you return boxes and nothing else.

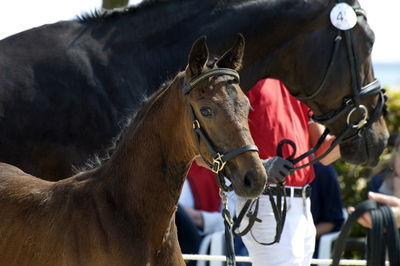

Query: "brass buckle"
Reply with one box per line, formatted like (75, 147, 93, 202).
(211, 153, 226, 173)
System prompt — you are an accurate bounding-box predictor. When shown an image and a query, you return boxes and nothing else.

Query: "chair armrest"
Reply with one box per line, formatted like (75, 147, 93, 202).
(318, 231, 341, 264)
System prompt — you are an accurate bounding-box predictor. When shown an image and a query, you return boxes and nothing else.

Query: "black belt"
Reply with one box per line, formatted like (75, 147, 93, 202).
(262, 185, 311, 199)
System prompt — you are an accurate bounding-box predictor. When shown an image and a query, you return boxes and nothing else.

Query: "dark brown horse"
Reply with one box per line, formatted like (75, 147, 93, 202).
(0, 35, 267, 265)
(0, 0, 388, 180)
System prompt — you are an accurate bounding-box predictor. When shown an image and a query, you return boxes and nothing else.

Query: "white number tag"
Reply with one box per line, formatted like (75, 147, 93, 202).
(330, 3, 357, 30)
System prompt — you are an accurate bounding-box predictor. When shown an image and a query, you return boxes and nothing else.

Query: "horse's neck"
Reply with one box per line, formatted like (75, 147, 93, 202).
(235, 0, 332, 89)
(110, 0, 330, 90)
(87, 0, 331, 101)
(96, 73, 195, 223)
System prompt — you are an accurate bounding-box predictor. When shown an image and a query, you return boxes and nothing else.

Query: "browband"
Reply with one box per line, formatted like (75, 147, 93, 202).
(183, 68, 240, 95)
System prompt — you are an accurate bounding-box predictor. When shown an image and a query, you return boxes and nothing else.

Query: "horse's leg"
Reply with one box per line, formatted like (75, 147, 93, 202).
(152, 216, 186, 266)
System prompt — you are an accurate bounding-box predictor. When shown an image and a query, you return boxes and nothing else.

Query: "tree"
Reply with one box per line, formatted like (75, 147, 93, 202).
(102, 0, 130, 10)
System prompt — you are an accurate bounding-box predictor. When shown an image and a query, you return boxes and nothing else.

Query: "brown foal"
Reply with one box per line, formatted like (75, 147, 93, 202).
(0, 35, 267, 265)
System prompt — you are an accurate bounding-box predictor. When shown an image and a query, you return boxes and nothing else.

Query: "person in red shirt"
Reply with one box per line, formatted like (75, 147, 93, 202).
(178, 78, 340, 265)
(235, 78, 340, 266)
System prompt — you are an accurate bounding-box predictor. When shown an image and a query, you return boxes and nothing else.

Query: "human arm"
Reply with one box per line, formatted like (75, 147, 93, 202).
(179, 178, 225, 234)
(308, 122, 341, 165)
(181, 205, 204, 229)
(311, 163, 345, 237)
(348, 192, 400, 228)
(393, 176, 400, 198)
(180, 205, 225, 235)
(315, 222, 335, 238)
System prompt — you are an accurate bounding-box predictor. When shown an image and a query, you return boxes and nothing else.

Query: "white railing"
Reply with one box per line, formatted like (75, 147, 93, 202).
(182, 254, 389, 265)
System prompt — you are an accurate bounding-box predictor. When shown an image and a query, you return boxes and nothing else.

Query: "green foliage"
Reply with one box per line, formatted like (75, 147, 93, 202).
(335, 88, 400, 207)
(384, 90, 400, 134)
(332, 88, 400, 257)
(102, 0, 129, 10)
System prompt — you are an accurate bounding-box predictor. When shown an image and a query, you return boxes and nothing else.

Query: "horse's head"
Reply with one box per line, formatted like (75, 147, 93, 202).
(280, 0, 388, 167)
(183, 34, 267, 198)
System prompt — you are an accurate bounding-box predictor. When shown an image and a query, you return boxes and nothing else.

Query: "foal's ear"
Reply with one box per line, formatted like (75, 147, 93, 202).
(216, 33, 245, 70)
(187, 36, 209, 79)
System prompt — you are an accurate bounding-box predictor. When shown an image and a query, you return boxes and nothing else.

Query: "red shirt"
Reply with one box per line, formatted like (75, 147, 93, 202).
(186, 162, 221, 212)
(247, 79, 314, 186)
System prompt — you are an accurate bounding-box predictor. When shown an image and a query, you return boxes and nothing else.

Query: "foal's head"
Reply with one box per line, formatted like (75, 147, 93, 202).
(183, 34, 266, 198)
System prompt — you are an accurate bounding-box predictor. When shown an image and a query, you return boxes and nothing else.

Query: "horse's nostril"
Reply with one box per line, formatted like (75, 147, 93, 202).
(243, 171, 254, 188)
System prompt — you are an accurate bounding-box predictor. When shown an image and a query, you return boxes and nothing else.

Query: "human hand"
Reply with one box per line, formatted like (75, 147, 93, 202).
(348, 192, 400, 228)
(182, 205, 204, 230)
(262, 156, 293, 183)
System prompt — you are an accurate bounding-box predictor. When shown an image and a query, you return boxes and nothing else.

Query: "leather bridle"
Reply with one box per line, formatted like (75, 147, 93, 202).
(183, 67, 259, 192)
(285, 0, 387, 170)
(233, 0, 388, 253)
(184, 68, 261, 266)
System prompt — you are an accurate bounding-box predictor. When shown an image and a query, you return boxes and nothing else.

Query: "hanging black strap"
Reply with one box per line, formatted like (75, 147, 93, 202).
(331, 200, 400, 266)
(219, 190, 237, 266)
(232, 187, 287, 246)
(232, 198, 261, 236)
(222, 207, 236, 266)
(232, 145, 288, 246)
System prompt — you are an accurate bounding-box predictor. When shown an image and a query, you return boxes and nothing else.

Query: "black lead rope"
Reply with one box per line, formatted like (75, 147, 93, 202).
(331, 200, 400, 266)
(220, 191, 236, 266)
(233, 146, 288, 246)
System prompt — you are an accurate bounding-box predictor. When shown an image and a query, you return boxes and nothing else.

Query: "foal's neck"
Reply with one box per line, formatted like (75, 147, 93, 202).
(98, 72, 196, 213)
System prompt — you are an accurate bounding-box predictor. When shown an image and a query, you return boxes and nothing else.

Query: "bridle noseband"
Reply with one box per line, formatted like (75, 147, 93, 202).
(183, 68, 259, 192)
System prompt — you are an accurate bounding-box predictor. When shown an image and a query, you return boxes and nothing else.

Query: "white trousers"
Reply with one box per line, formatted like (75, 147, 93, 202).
(236, 193, 316, 266)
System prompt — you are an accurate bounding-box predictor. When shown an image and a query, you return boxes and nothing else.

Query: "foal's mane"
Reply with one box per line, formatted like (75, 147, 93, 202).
(77, 55, 221, 172)
(78, 73, 182, 171)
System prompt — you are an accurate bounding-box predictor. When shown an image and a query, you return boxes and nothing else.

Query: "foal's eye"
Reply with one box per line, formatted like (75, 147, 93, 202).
(227, 78, 238, 85)
(200, 107, 213, 117)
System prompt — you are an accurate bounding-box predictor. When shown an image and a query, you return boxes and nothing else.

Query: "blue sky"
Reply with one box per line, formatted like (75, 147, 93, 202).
(0, 0, 399, 63)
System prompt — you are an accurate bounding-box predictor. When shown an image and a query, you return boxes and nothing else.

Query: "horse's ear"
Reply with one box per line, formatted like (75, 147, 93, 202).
(216, 33, 245, 70)
(187, 36, 209, 78)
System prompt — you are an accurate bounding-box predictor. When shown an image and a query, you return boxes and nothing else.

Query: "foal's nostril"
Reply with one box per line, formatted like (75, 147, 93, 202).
(243, 171, 254, 188)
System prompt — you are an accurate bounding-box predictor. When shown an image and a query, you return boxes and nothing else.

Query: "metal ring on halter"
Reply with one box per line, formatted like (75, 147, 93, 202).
(211, 153, 227, 173)
(346, 105, 368, 129)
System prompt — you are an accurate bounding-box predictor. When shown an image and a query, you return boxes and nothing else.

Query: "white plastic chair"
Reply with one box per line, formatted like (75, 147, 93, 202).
(197, 231, 225, 266)
(317, 208, 349, 266)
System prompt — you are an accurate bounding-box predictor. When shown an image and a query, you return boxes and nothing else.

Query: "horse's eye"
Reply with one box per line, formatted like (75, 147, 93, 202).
(200, 107, 213, 117)
(227, 79, 238, 85)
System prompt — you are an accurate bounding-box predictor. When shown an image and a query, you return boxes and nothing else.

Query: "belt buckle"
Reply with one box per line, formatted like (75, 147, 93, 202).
(302, 184, 311, 200)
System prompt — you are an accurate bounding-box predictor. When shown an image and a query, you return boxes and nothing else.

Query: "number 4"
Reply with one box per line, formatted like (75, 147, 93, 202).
(337, 12, 343, 21)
